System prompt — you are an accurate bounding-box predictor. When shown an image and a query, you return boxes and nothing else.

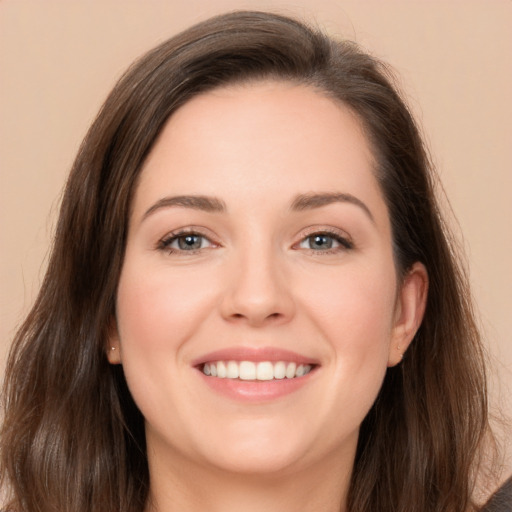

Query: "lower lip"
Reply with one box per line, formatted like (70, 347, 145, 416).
(196, 368, 317, 402)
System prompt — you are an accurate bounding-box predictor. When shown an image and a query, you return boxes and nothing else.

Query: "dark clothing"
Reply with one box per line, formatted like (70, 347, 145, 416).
(481, 477, 512, 511)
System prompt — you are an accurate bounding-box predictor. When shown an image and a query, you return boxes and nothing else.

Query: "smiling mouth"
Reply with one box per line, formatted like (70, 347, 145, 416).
(202, 361, 315, 380)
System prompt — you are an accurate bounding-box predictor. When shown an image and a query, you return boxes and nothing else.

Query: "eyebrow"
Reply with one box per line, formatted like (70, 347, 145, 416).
(290, 192, 375, 223)
(141, 192, 374, 223)
(142, 195, 227, 221)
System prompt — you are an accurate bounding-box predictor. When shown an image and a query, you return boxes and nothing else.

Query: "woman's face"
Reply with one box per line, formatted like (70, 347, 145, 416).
(109, 81, 426, 479)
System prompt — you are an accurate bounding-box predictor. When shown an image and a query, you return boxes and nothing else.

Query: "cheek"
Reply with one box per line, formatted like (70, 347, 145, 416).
(299, 264, 396, 431)
(115, 259, 218, 354)
(297, 259, 397, 387)
(300, 259, 396, 343)
(113, 258, 222, 431)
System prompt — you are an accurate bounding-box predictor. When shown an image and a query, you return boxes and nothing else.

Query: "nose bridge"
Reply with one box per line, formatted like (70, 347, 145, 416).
(221, 233, 294, 326)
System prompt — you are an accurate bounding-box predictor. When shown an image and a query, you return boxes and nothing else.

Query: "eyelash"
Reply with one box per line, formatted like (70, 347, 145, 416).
(157, 228, 354, 255)
(157, 229, 217, 255)
(294, 228, 354, 254)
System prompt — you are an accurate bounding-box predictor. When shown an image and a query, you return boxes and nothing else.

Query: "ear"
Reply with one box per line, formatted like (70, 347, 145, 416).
(388, 262, 428, 367)
(106, 317, 122, 365)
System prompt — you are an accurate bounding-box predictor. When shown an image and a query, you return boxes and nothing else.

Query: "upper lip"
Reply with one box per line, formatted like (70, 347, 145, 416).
(191, 346, 320, 367)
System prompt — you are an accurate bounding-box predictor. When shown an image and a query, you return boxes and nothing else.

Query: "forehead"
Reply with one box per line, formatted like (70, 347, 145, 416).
(134, 80, 386, 221)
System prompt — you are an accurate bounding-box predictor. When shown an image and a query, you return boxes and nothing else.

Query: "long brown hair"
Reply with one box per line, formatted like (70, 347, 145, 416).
(1, 11, 495, 511)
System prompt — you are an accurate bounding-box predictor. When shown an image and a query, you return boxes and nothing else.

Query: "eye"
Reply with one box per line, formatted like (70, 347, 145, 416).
(158, 231, 216, 254)
(297, 231, 353, 252)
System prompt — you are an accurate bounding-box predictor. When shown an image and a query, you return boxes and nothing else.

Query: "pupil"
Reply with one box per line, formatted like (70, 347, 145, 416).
(179, 235, 201, 250)
(312, 235, 332, 249)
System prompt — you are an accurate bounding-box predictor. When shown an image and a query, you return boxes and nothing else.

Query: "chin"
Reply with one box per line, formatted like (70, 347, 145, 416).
(189, 418, 328, 477)
(203, 443, 306, 476)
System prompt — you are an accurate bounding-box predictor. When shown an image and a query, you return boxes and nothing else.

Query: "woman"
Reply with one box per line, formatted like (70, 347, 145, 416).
(0, 10, 504, 512)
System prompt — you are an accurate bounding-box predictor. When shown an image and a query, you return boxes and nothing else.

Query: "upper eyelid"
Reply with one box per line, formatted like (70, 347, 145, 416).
(294, 225, 353, 242)
(156, 225, 353, 249)
(293, 226, 354, 251)
(160, 226, 217, 240)
(157, 227, 220, 250)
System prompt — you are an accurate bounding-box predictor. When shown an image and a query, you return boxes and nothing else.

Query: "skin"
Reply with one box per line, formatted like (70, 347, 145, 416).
(108, 81, 428, 512)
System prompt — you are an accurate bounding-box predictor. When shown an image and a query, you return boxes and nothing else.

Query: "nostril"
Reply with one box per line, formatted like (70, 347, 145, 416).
(230, 312, 282, 322)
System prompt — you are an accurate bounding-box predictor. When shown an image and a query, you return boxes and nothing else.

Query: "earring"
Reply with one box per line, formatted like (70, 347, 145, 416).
(111, 346, 116, 351)
(397, 345, 403, 361)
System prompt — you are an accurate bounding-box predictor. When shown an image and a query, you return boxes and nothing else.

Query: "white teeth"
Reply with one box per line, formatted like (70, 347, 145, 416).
(256, 361, 274, 380)
(285, 362, 297, 379)
(202, 360, 313, 380)
(239, 361, 256, 380)
(226, 360, 239, 379)
(216, 361, 227, 378)
(274, 361, 286, 379)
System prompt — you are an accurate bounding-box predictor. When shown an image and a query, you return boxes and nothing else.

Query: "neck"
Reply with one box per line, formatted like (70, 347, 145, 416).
(145, 447, 353, 512)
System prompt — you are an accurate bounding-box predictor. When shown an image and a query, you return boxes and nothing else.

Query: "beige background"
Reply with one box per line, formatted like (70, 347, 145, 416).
(1, 0, 511, 469)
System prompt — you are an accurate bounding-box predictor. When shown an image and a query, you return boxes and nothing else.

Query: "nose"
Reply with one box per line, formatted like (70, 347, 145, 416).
(220, 246, 295, 327)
